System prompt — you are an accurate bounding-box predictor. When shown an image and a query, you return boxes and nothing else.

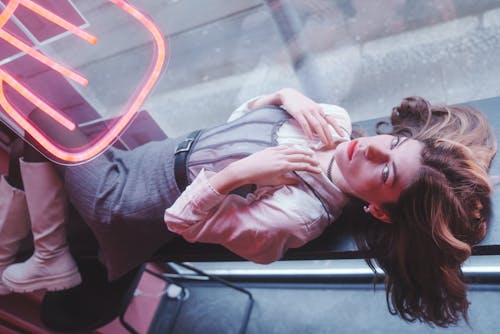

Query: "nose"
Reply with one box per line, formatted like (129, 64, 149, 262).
(364, 144, 390, 163)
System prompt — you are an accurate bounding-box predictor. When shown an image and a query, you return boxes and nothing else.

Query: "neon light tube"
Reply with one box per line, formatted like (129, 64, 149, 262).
(0, 79, 72, 160)
(0, 0, 20, 29)
(0, 29, 88, 86)
(0, 70, 75, 130)
(20, 0, 97, 44)
(0, 0, 166, 163)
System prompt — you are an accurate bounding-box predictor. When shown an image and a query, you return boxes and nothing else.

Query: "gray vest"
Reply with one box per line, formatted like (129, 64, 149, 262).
(184, 106, 342, 221)
(186, 106, 290, 182)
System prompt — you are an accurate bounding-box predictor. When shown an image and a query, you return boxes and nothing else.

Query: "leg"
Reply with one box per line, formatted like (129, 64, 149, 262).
(2, 156, 82, 292)
(2, 108, 84, 292)
(61, 140, 181, 281)
(22, 107, 179, 280)
(4, 138, 24, 190)
(0, 140, 30, 294)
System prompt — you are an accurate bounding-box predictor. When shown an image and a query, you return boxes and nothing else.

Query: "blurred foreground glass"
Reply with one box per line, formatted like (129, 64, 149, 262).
(0, 0, 167, 164)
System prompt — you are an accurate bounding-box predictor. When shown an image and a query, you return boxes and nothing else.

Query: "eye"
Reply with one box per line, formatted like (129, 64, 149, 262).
(390, 136, 400, 149)
(382, 164, 390, 183)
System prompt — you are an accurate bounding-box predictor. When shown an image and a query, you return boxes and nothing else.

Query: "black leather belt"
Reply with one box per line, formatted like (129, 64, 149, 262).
(174, 130, 201, 192)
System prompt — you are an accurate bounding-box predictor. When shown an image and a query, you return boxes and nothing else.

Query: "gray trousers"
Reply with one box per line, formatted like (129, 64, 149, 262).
(63, 137, 183, 280)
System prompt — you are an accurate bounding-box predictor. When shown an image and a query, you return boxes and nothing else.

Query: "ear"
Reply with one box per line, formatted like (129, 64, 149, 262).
(368, 204, 392, 224)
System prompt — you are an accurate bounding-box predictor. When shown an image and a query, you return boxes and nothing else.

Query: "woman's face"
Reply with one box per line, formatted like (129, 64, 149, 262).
(334, 135, 423, 205)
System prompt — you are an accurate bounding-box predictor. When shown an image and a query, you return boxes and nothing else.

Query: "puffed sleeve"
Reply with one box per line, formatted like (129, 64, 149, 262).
(164, 169, 327, 264)
(226, 96, 263, 122)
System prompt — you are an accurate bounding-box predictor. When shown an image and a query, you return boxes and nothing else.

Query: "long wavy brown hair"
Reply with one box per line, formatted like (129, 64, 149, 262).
(354, 96, 496, 327)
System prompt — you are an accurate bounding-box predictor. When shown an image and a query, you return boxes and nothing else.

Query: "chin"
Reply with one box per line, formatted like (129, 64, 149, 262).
(335, 143, 348, 166)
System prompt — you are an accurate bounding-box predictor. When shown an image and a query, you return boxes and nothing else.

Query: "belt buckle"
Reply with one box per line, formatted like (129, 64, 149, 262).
(175, 130, 200, 155)
(175, 138, 193, 154)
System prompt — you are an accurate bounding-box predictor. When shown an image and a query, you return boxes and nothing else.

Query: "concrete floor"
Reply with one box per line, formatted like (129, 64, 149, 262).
(138, 0, 500, 135)
(22, 0, 500, 137)
(99, 256, 500, 334)
(2, 0, 500, 141)
(152, 282, 499, 334)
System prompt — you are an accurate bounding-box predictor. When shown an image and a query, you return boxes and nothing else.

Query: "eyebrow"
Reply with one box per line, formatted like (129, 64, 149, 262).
(391, 161, 398, 187)
(391, 137, 409, 188)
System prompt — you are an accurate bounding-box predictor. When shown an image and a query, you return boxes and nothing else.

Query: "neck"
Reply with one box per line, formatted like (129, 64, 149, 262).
(327, 157, 351, 195)
(326, 155, 336, 183)
(314, 148, 351, 195)
(312, 139, 355, 197)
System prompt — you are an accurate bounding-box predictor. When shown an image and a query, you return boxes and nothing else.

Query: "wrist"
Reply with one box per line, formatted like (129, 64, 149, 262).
(276, 88, 295, 105)
(249, 91, 283, 110)
(209, 162, 248, 194)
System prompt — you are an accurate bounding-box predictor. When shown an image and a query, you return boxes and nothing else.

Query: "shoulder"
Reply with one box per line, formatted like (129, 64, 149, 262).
(320, 104, 349, 116)
(227, 95, 264, 122)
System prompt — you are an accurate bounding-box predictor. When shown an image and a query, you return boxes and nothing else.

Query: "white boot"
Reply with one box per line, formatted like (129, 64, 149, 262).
(2, 160, 81, 293)
(0, 175, 30, 295)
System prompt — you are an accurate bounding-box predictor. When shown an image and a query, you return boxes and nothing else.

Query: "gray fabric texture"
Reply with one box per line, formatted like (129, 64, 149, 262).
(62, 107, 292, 280)
(63, 138, 182, 280)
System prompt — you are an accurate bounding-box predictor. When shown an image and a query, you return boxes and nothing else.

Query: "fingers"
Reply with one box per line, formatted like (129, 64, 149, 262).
(287, 156, 321, 172)
(315, 113, 334, 146)
(304, 110, 334, 146)
(325, 114, 344, 137)
(295, 114, 313, 140)
(277, 176, 300, 185)
(289, 161, 322, 174)
(292, 108, 343, 147)
(285, 102, 344, 146)
(274, 145, 314, 158)
(273, 146, 321, 174)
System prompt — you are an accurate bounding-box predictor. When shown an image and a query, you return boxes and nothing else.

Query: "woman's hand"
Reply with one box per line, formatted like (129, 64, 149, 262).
(249, 88, 343, 147)
(278, 88, 343, 146)
(235, 146, 321, 186)
(209, 146, 321, 194)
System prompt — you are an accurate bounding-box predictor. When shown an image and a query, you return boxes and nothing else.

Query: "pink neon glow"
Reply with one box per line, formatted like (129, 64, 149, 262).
(0, 0, 95, 85)
(0, 70, 75, 130)
(54, 0, 167, 162)
(0, 76, 75, 161)
(0, 0, 167, 163)
(0, 29, 89, 86)
(0, 0, 20, 29)
(20, 0, 98, 45)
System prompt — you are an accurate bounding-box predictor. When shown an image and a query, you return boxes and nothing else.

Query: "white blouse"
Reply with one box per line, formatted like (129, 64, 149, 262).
(164, 97, 352, 264)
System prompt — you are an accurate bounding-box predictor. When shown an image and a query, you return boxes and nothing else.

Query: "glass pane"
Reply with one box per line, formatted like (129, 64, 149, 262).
(1, 0, 499, 272)
(0, 0, 164, 164)
(3, 0, 500, 164)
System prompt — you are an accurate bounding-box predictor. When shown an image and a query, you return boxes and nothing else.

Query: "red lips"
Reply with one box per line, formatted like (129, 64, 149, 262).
(347, 140, 358, 161)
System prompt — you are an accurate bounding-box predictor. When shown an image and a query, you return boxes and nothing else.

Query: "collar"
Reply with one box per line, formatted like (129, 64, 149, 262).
(295, 169, 349, 216)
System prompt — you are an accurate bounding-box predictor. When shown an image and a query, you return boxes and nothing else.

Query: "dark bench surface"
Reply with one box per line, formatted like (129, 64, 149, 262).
(146, 96, 500, 262)
(15, 97, 498, 263)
